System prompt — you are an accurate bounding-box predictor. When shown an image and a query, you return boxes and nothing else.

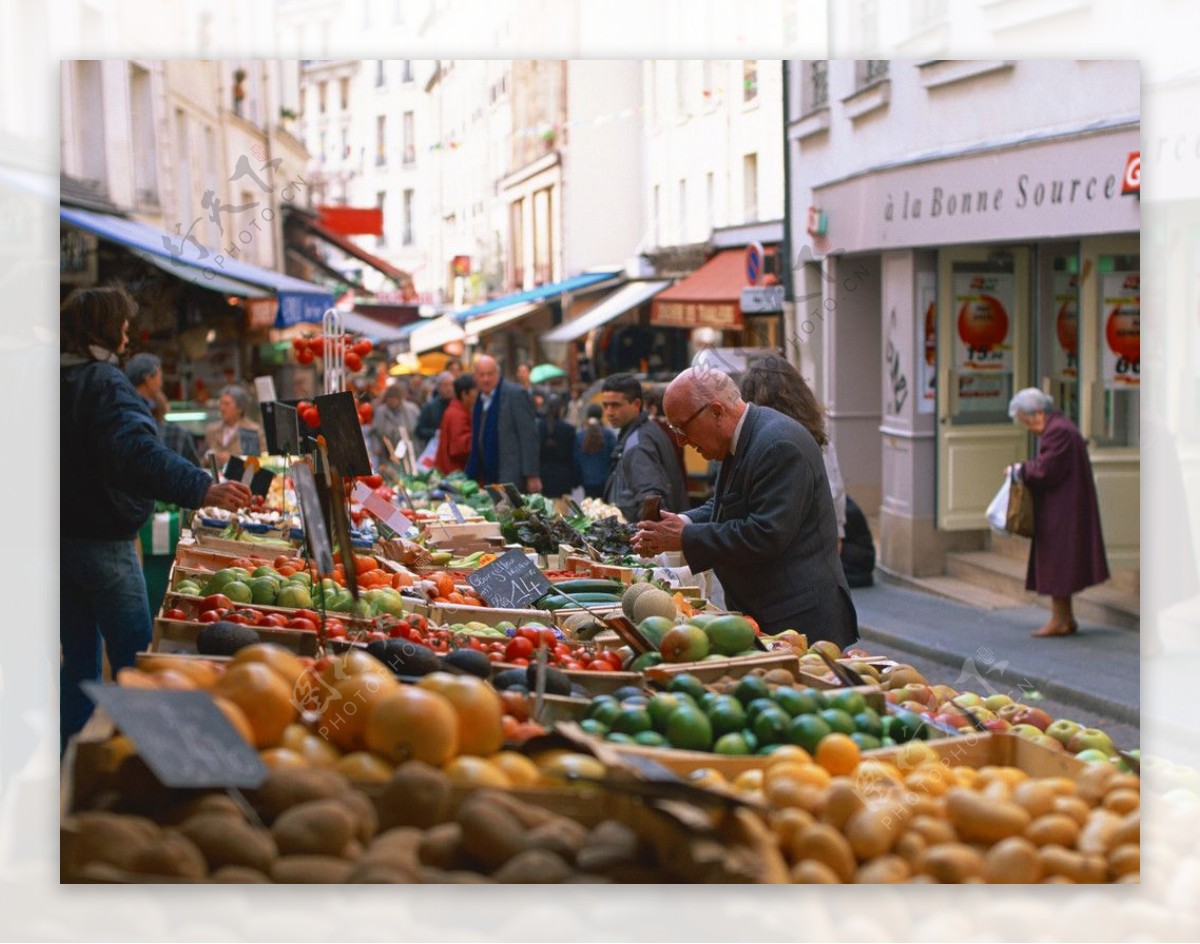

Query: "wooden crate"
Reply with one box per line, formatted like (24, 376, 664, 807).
(192, 531, 298, 555)
(643, 651, 802, 686)
(491, 661, 643, 697)
(563, 556, 640, 584)
(406, 598, 548, 629)
(150, 616, 320, 656)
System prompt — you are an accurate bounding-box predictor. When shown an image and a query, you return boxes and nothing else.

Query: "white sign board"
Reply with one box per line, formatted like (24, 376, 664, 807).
(740, 286, 785, 314)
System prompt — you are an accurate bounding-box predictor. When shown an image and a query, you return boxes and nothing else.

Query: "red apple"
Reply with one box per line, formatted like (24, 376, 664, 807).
(1011, 707, 1053, 732)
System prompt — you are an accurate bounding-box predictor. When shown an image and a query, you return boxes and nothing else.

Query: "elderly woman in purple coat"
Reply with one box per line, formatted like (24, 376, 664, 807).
(1008, 388, 1110, 637)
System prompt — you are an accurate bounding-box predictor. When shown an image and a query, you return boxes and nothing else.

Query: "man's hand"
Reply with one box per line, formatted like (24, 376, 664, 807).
(526, 476, 543, 495)
(632, 510, 687, 557)
(204, 480, 252, 511)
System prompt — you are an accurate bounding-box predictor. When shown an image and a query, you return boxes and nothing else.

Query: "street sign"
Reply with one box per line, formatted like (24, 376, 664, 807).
(744, 241, 764, 286)
(740, 285, 785, 314)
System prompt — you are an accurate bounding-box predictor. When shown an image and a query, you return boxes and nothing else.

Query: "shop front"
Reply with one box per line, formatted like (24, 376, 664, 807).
(804, 122, 1140, 579)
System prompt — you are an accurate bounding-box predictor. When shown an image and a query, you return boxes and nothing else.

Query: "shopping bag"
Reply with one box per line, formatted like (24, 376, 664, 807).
(986, 475, 1010, 532)
(1005, 466, 1035, 538)
(416, 431, 439, 470)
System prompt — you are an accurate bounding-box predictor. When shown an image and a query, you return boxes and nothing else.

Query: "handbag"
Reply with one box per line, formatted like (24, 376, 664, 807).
(1005, 465, 1035, 538)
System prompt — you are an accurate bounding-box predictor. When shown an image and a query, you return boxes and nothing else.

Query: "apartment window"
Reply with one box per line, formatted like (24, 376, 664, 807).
(318, 81, 327, 114)
(401, 59, 413, 83)
(402, 189, 414, 246)
(402, 110, 415, 165)
(375, 115, 386, 166)
(858, 59, 890, 87)
(510, 198, 525, 288)
(677, 178, 687, 244)
(705, 172, 715, 233)
(376, 191, 387, 248)
(339, 76, 349, 110)
(130, 64, 158, 205)
(743, 153, 758, 224)
(533, 187, 553, 285)
(743, 61, 758, 104)
(341, 127, 350, 160)
(376, 59, 386, 87)
(77, 61, 107, 188)
(174, 108, 190, 238)
(806, 60, 829, 112)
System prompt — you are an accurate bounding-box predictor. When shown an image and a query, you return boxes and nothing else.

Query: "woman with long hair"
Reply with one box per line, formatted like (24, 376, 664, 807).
(573, 402, 616, 498)
(536, 393, 577, 498)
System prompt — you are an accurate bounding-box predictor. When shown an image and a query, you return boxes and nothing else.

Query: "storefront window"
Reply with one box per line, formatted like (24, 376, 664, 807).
(1093, 253, 1140, 448)
(951, 258, 1016, 424)
(1041, 252, 1080, 427)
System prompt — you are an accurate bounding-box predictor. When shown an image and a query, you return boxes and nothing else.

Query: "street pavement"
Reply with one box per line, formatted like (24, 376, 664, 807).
(846, 576, 1141, 734)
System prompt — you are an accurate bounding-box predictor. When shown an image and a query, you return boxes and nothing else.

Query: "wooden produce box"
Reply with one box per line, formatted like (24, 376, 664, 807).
(421, 518, 502, 549)
(192, 530, 298, 556)
(405, 597, 548, 630)
(643, 651, 802, 686)
(491, 662, 643, 697)
(563, 555, 639, 584)
(794, 657, 899, 690)
(150, 616, 319, 656)
(174, 544, 267, 571)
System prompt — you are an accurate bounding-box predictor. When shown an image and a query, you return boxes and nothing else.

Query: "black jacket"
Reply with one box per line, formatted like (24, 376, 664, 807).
(537, 417, 577, 498)
(603, 412, 687, 524)
(62, 359, 213, 540)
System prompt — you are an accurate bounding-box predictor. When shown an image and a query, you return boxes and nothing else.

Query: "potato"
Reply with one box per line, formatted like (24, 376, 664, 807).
(457, 801, 526, 870)
(523, 819, 588, 861)
(493, 849, 573, 883)
(1103, 788, 1140, 815)
(1107, 843, 1140, 879)
(853, 855, 911, 883)
(346, 861, 417, 884)
(790, 859, 842, 883)
(247, 766, 352, 823)
(1077, 809, 1123, 856)
(209, 865, 270, 883)
(893, 831, 928, 867)
(820, 779, 866, 830)
(361, 827, 423, 870)
(180, 812, 277, 873)
(271, 854, 355, 883)
(917, 842, 985, 883)
(1024, 813, 1081, 848)
(790, 824, 856, 883)
(271, 799, 357, 857)
(907, 815, 957, 847)
(1076, 763, 1118, 805)
(376, 761, 453, 831)
(982, 836, 1042, 884)
(63, 812, 159, 877)
(337, 790, 379, 844)
(1012, 780, 1057, 819)
(576, 820, 642, 873)
(418, 822, 465, 870)
(1111, 810, 1139, 848)
(126, 829, 208, 880)
(1052, 795, 1091, 827)
(844, 807, 902, 861)
(945, 788, 1030, 844)
(1038, 845, 1106, 883)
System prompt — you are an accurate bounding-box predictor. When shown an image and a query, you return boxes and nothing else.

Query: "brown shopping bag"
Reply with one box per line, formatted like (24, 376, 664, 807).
(1006, 466, 1035, 538)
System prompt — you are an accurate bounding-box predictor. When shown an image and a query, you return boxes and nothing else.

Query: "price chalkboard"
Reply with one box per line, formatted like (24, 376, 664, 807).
(466, 548, 553, 610)
(292, 460, 334, 576)
(313, 391, 372, 477)
(82, 684, 267, 789)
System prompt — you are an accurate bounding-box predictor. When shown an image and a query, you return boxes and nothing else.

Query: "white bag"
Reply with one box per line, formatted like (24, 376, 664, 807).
(986, 474, 1011, 532)
(416, 431, 439, 470)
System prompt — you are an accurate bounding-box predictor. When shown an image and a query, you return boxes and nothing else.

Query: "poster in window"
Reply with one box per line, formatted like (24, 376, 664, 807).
(953, 271, 1014, 413)
(1051, 271, 1079, 382)
(916, 271, 936, 414)
(1102, 271, 1139, 390)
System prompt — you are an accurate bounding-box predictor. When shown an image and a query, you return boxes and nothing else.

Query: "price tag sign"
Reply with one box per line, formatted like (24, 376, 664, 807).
(292, 460, 334, 575)
(466, 548, 553, 610)
(82, 684, 267, 789)
(352, 481, 417, 536)
(445, 494, 466, 524)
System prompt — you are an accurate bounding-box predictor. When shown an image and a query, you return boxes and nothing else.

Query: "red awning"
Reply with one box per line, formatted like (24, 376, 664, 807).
(651, 249, 747, 330)
(289, 212, 411, 288)
(317, 204, 384, 236)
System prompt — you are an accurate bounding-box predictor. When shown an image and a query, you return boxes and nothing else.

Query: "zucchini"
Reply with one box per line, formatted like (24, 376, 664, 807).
(549, 578, 626, 595)
(535, 592, 624, 611)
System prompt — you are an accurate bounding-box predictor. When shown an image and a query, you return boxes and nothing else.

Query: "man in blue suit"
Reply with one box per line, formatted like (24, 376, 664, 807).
(465, 354, 542, 494)
(631, 366, 858, 649)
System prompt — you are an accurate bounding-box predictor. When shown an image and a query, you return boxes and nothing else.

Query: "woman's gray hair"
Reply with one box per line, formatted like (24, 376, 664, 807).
(220, 384, 252, 417)
(1008, 387, 1053, 419)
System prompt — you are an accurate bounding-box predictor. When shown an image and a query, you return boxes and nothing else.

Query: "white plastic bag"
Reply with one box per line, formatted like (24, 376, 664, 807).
(986, 474, 1011, 532)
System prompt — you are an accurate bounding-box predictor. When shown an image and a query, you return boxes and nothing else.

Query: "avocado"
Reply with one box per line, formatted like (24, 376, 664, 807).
(611, 685, 645, 702)
(195, 621, 261, 656)
(493, 668, 529, 691)
(525, 664, 572, 697)
(442, 647, 492, 679)
(367, 639, 443, 676)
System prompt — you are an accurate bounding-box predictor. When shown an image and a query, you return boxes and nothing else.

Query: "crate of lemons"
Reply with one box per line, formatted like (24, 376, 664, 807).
(104, 646, 605, 792)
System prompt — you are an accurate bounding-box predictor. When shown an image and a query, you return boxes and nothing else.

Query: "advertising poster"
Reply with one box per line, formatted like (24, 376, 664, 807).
(917, 271, 936, 413)
(953, 271, 1015, 413)
(1051, 271, 1079, 382)
(1102, 271, 1140, 389)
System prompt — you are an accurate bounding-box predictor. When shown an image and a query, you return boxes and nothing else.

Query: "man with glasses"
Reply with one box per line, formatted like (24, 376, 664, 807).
(631, 366, 858, 649)
(600, 373, 686, 524)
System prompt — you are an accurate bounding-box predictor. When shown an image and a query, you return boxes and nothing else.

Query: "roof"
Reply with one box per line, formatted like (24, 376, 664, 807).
(453, 270, 623, 325)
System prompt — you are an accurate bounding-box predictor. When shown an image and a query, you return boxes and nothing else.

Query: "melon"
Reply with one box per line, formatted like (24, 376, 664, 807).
(630, 587, 677, 624)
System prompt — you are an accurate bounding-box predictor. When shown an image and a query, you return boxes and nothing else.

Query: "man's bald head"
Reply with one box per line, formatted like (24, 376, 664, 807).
(473, 354, 501, 395)
(662, 367, 745, 461)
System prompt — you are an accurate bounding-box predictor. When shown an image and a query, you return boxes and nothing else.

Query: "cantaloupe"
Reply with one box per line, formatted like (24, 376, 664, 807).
(630, 588, 677, 624)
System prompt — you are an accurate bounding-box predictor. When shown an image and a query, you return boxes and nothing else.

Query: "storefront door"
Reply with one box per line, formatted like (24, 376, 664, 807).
(936, 246, 1031, 530)
(1037, 243, 1082, 427)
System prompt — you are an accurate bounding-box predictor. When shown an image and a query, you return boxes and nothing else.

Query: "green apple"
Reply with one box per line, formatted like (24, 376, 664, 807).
(983, 693, 1014, 711)
(1067, 728, 1117, 757)
(222, 580, 253, 603)
(288, 571, 312, 588)
(1009, 724, 1043, 740)
(1074, 748, 1117, 764)
(1044, 719, 1083, 746)
(951, 692, 984, 710)
(996, 703, 1026, 722)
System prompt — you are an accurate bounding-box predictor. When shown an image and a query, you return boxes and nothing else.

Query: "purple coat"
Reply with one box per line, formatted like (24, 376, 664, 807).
(1020, 411, 1110, 596)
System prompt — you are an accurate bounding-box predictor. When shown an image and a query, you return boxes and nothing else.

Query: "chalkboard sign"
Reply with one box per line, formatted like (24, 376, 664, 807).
(466, 548, 553, 610)
(82, 684, 267, 789)
(292, 460, 334, 576)
(223, 456, 275, 497)
(262, 401, 300, 456)
(313, 392, 372, 477)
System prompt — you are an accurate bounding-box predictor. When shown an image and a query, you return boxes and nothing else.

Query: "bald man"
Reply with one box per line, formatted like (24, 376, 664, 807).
(465, 354, 542, 494)
(632, 367, 858, 649)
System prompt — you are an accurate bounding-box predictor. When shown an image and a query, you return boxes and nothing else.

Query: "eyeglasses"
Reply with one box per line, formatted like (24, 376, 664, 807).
(666, 401, 713, 442)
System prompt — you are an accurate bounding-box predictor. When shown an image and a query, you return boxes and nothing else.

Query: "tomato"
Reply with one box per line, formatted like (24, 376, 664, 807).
(309, 336, 324, 355)
(538, 627, 558, 647)
(561, 661, 582, 670)
(197, 610, 222, 623)
(295, 609, 321, 625)
(408, 614, 428, 634)
(366, 631, 388, 642)
(297, 400, 314, 413)
(233, 608, 263, 625)
(296, 347, 315, 365)
(505, 637, 535, 662)
(516, 626, 541, 644)
(292, 337, 310, 352)
(510, 657, 530, 667)
(487, 651, 504, 662)
(353, 339, 374, 357)
(300, 406, 320, 428)
(326, 619, 347, 635)
(199, 594, 232, 613)
(163, 608, 187, 621)
(286, 617, 318, 632)
(344, 351, 363, 372)
(224, 613, 249, 624)
(389, 620, 413, 639)
(357, 402, 374, 425)
(325, 623, 346, 639)
(361, 473, 384, 489)
(261, 613, 289, 627)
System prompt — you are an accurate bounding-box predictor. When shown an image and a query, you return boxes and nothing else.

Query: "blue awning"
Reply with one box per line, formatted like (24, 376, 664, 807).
(60, 206, 333, 327)
(453, 270, 623, 325)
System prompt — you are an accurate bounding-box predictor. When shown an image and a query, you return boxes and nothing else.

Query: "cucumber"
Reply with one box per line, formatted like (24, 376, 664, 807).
(535, 592, 624, 611)
(549, 579, 626, 595)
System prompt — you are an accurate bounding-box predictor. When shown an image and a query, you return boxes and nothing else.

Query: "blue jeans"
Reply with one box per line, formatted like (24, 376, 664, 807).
(60, 538, 152, 749)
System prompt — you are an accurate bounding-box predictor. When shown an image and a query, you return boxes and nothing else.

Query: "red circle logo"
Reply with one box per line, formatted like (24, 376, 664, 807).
(1105, 306, 1140, 362)
(957, 294, 1009, 351)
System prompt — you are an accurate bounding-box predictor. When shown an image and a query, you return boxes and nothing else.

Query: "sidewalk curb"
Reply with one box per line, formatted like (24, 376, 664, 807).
(859, 622, 1141, 728)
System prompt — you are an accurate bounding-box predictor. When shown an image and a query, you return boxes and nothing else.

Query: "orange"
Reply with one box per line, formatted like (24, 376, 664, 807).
(115, 667, 159, 689)
(442, 755, 512, 788)
(259, 747, 308, 770)
(212, 695, 256, 746)
(354, 555, 379, 575)
(212, 662, 297, 748)
(764, 745, 814, 768)
(336, 751, 394, 784)
(138, 655, 220, 689)
(317, 670, 399, 752)
(363, 685, 460, 766)
(733, 769, 765, 793)
(232, 643, 308, 689)
(417, 672, 505, 756)
(815, 733, 861, 776)
(149, 668, 198, 691)
(489, 751, 541, 787)
(319, 648, 394, 686)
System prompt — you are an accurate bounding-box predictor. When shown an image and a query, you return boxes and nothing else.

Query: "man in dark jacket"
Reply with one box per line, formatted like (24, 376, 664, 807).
(125, 352, 201, 465)
(414, 371, 454, 453)
(600, 373, 686, 523)
(60, 287, 249, 749)
(631, 367, 858, 649)
(465, 354, 541, 493)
